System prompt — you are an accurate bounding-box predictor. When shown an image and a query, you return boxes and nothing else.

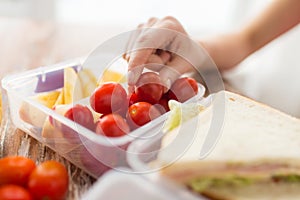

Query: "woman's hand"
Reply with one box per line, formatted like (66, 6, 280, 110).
(126, 16, 202, 92)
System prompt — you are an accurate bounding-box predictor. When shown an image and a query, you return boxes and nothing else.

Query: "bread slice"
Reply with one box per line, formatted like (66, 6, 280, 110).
(158, 91, 300, 199)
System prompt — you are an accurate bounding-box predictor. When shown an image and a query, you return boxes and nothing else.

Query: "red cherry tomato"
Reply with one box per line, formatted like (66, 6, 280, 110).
(127, 102, 161, 129)
(95, 114, 130, 137)
(168, 77, 198, 102)
(114, 107, 127, 118)
(135, 72, 164, 104)
(158, 93, 170, 113)
(0, 185, 32, 200)
(0, 156, 36, 187)
(128, 92, 139, 106)
(50, 104, 95, 144)
(28, 161, 68, 200)
(64, 104, 95, 131)
(90, 82, 127, 115)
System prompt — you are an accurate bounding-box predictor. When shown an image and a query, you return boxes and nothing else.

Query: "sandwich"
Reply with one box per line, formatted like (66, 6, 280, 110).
(157, 91, 300, 200)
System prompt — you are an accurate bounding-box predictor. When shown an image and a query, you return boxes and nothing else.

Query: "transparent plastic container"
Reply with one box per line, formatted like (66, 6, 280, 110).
(81, 168, 207, 200)
(1, 56, 206, 178)
(126, 95, 215, 200)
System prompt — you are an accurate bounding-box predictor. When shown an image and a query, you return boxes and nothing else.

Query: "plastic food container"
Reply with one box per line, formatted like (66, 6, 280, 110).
(1, 56, 206, 178)
(81, 168, 206, 200)
(126, 95, 214, 200)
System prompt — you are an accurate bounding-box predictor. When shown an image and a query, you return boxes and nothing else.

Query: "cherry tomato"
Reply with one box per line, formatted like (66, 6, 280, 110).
(50, 104, 95, 144)
(168, 77, 198, 102)
(114, 107, 127, 118)
(90, 82, 127, 115)
(113, 92, 139, 118)
(95, 114, 130, 137)
(135, 72, 164, 104)
(128, 92, 139, 106)
(157, 93, 170, 113)
(64, 104, 95, 131)
(28, 161, 68, 200)
(127, 102, 161, 129)
(0, 185, 32, 200)
(0, 156, 36, 187)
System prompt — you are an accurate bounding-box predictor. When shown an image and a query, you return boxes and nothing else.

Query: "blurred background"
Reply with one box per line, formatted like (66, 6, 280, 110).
(0, 0, 270, 34)
(0, 0, 299, 116)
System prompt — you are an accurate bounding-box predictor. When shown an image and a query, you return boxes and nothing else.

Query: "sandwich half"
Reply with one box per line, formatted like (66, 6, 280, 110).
(157, 91, 300, 200)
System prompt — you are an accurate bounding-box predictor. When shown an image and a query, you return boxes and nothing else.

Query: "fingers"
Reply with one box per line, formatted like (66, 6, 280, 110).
(145, 51, 172, 71)
(127, 28, 176, 85)
(124, 23, 144, 62)
(159, 51, 172, 63)
(127, 18, 160, 85)
(145, 54, 165, 71)
(159, 55, 192, 92)
(127, 16, 187, 86)
(124, 17, 158, 62)
(147, 17, 158, 26)
(127, 49, 153, 85)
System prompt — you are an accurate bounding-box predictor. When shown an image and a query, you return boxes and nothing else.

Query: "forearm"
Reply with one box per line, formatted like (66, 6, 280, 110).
(200, 0, 300, 71)
(244, 0, 300, 54)
(199, 31, 250, 71)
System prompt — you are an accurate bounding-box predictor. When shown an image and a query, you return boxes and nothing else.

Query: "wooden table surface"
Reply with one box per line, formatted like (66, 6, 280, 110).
(0, 17, 126, 199)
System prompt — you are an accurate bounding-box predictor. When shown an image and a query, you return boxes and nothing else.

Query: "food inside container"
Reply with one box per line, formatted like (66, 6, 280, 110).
(2, 55, 206, 178)
(127, 91, 300, 200)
